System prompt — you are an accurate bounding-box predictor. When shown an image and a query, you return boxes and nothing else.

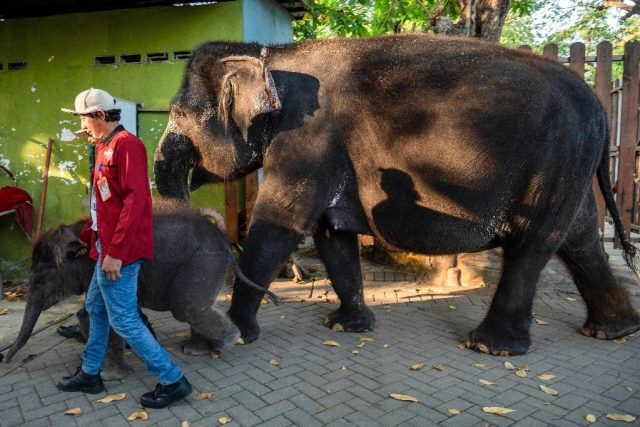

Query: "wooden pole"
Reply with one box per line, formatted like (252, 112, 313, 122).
(35, 138, 54, 240)
(594, 41, 613, 236)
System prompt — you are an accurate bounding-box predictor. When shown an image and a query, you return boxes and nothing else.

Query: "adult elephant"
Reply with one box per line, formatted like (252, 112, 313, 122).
(154, 34, 640, 355)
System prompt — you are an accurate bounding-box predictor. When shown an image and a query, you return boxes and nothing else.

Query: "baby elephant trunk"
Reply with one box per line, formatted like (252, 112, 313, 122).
(4, 297, 45, 362)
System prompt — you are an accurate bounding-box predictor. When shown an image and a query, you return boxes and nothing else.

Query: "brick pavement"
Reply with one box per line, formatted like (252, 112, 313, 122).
(0, 244, 639, 426)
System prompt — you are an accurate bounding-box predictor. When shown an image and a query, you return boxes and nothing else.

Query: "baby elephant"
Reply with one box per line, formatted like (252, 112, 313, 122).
(5, 200, 279, 379)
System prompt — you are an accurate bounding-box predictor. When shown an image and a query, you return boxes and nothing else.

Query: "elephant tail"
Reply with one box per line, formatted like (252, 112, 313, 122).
(227, 249, 283, 305)
(596, 126, 640, 277)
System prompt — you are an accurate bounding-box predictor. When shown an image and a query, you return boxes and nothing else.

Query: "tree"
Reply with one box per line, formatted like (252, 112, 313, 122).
(602, 0, 640, 18)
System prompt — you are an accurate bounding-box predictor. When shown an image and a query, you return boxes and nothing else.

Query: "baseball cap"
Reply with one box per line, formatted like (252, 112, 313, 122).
(61, 88, 118, 115)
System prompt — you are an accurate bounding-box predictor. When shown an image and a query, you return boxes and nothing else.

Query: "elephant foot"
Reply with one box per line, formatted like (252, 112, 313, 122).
(101, 361, 133, 381)
(323, 305, 376, 332)
(580, 311, 640, 340)
(182, 336, 211, 356)
(228, 311, 260, 343)
(465, 321, 531, 356)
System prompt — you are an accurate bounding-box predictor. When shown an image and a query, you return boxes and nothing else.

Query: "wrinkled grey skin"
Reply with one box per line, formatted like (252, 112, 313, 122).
(155, 34, 640, 355)
(4, 201, 260, 379)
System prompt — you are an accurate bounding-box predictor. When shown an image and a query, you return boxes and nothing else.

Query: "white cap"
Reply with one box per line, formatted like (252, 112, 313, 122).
(61, 88, 118, 115)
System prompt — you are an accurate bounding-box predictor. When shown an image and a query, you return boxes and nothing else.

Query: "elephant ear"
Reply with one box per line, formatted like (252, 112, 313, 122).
(49, 226, 83, 268)
(218, 55, 281, 140)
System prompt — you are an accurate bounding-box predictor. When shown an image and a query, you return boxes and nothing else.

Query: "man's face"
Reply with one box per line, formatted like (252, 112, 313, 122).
(78, 112, 104, 140)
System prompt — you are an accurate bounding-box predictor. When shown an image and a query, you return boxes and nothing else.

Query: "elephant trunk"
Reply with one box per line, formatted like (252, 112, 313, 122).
(154, 126, 194, 200)
(4, 297, 45, 362)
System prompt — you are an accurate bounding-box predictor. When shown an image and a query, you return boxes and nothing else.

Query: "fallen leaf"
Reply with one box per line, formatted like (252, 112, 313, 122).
(0, 308, 10, 315)
(261, 297, 269, 304)
(175, 331, 190, 337)
(236, 337, 246, 345)
(625, 386, 633, 392)
(383, 344, 391, 349)
(193, 392, 213, 401)
(181, 422, 190, 427)
(269, 359, 280, 366)
(480, 379, 495, 386)
(410, 363, 425, 371)
(358, 336, 374, 342)
(504, 362, 516, 370)
(606, 414, 636, 422)
(535, 319, 549, 325)
(433, 364, 446, 372)
(96, 393, 126, 403)
(566, 297, 576, 301)
(539, 385, 558, 396)
(322, 340, 340, 347)
(612, 337, 627, 345)
(331, 323, 344, 332)
(279, 315, 285, 319)
(457, 343, 467, 349)
(218, 416, 232, 425)
(448, 305, 457, 310)
(64, 407, 82, 415)
(483, 407, 515, 416)
(390, 393, 419, 402)
(515, 369, 527, 378)
(448, 408, 461, 415)
(211, 351, 221, 359)
(127, 411, 148, 421)
(537, 373, 556, 381)
(351, 350, 359, 354)
(357, 342, 366, 348)
(472, 363, 488, 368)
(340, 366, 347, 370)
(585, 414, 597, 423)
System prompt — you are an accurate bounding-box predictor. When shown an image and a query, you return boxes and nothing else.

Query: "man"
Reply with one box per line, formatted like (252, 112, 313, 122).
(57, 88, 192, 408)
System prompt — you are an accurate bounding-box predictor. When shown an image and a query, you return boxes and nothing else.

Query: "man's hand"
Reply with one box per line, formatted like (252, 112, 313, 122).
(102, 255, 123, 281)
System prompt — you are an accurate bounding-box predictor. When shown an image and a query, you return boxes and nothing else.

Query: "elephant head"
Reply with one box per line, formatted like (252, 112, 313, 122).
(154, 43, 281, 200)
(4, 222, 94, 362)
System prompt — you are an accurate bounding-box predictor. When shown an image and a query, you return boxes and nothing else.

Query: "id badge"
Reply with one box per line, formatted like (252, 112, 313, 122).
(97, 176, 111, 201)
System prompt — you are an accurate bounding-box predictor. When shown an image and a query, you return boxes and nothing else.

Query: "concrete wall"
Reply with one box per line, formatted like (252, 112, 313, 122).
(0, 1, 293, 278)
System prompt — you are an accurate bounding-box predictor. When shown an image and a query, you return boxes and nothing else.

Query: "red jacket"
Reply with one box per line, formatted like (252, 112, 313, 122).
(80, 126, 153, 264)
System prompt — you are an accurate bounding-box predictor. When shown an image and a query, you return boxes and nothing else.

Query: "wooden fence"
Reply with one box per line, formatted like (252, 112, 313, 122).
(226, 40, 640, 245)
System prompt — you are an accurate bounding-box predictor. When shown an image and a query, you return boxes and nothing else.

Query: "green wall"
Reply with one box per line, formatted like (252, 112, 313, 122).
(0, 2, 292, 278)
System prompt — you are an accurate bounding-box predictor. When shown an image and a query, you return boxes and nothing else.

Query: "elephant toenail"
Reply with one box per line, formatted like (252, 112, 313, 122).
(478, 343, 489, 354)
(331, 323, 344, 332)
(595, 330, 607, 339)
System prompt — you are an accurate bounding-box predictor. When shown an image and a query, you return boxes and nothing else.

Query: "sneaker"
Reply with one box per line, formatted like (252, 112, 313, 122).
(57, 368, 105, 394)
(140, 376, 192, 408)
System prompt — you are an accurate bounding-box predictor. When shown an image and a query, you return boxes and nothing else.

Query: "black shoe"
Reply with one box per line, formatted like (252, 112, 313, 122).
(140, 376, 192, 408)
(57, 368, 105, 394)
(56, 325, 85, 343)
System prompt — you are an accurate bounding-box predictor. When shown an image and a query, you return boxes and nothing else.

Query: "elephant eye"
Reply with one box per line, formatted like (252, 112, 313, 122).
(174, 109, 187, 119)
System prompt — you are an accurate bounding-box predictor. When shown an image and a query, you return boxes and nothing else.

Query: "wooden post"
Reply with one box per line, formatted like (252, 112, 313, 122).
(594, 41, 613, 236)
(35, 138, 54, 240)
(615, 41, 640, 246)
(542, 44, 558, 61)
(224, 180, 239, 243)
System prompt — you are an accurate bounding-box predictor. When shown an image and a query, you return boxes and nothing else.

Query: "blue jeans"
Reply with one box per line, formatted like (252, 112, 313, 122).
(82, 241, 183, 385)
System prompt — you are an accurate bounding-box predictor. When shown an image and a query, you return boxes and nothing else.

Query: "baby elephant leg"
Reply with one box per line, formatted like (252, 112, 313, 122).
(179, 307, 240, 354)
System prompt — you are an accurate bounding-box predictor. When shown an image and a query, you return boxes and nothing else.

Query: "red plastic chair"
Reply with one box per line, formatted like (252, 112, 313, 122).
(0, 164, 34, 240)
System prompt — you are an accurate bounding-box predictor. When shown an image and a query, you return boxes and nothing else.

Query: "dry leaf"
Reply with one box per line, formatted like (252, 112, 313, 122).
(483, 407, 515, 416)
(322, 340, 340, 347)
(210, 351, 221, 359)
(340, 366, 347, 370)
(480, 379, 495, 386)
(383, 344, 391, 349)
(537, 373, 555, 381)
(535, 319, 549, 325)
(515, 369, 527, 378)
(193, 392, 213, 401)
(0, 308, 10, 315)
(96, 393, 126, 403)
(218, 416, 232, 425)
(331, 323, 344, 332)
(64, 407, 82, 416)
(236, 337, 246, 345)
(127, 411, 148, 421)
(433, 364, 446, 372)
(269, 359, 280, 366)
(181, 422, 190, 427)
(390, 393, 419, 402)
(625, 386, 633, 392)
(566, 297, 576, 301)
(357, 342, 366, 348)
(504, 361, 516, 370)
(448, 408, 461, 415)
(612, 337, 627, 344)
(175, 331, 190, 337)
(606, 414, 636, 422)
(351, 349, 359, 354)
(539, 385, 558, 396)
(585, 414, 597, 423)
(448, 305, 457, 310)
(410, 363, 425, 371)
(358, 336, 374, 342)
(472, 363, 487, 368)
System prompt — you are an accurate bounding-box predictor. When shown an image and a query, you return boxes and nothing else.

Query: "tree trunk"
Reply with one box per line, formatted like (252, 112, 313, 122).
(436, 0, 511, 42)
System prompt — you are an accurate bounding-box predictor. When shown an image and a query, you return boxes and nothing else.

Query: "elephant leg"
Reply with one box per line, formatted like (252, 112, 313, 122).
(228, 221, 301, 342)
(557, 195, 640, 339)
(181, 310, 239, 354)
(314, 222, 375, 332)
(466, 243, 555, 356)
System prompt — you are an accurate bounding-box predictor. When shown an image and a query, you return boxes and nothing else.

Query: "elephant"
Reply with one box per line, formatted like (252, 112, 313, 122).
(153, 33, 640, 356)
(4, 200, 279, 379)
